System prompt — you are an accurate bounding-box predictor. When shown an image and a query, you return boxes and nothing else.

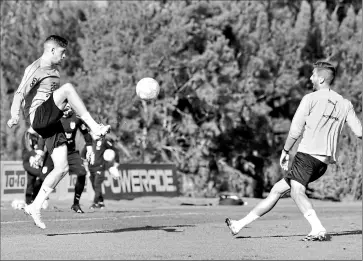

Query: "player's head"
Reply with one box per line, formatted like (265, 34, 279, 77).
(310, 61, 336, 91)
(43, 35, 68, 65)
(63, 103, 73, 117)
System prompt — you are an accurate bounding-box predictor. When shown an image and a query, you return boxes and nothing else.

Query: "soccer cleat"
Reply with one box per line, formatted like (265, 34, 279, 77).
(301, 231, 327, 241)
(225, 218, 240, 236)
(23, 204, 46, 229)
(89, 203, 100, 210)
(98, 202, 105, 209)
(90, 124, 111, 140)
(71, 204, 84, 213)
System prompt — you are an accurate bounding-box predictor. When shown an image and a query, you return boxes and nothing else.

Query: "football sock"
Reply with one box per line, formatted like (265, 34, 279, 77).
(74, 175, 86, 205)
(237, 212, 260, 228)
(304, 209, 325, 234)
(80, 112, 99, 132)
(32, 185, 53, 211)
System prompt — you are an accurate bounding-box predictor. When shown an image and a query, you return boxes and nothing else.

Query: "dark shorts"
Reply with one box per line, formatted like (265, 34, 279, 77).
(88, 168, 106, 181)
(32, 94, 67, 155)
(42, 150, 87, 177)
(284, 152, 328, 187)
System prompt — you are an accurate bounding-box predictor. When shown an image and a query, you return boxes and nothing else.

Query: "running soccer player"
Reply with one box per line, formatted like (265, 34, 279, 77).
(225, 61, 362, 241)
(37, 104, 94, 213)
(7, 35, 110, 229)
(82, 134, 120, 209)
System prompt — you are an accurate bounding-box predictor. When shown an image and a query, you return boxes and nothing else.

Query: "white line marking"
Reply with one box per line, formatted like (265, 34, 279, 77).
(1, 212, 202, 225)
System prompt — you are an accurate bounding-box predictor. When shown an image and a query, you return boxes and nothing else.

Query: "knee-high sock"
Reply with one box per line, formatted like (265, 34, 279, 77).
(32, 184, 53, 210)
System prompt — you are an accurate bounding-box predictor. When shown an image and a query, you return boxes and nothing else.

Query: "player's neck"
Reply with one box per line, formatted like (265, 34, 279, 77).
(317, 85, 331, 91)
(40, 55, 56, 69)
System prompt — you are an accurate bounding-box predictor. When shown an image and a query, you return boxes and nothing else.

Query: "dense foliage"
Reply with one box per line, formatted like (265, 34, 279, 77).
(1, 0, 361, 200)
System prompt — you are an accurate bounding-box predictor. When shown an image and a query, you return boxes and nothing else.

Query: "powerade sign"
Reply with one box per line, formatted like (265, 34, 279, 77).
(102, 164, 179, 199)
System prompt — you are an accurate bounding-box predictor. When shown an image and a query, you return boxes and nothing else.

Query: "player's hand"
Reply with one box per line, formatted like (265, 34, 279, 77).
(109, 164, 120, 179)
(33, 154, 44, 169)
(29, 156, 40, 169)
(280, 150, 289, 171)
(86, 149, 95, 165)
(7, 116, 19, 128)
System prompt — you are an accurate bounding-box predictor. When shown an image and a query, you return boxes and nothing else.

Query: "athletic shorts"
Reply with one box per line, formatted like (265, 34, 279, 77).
(88, 168, 106, 181)
(32, 94, 67, 155)
(284, 152, 328, 187)
(42, 150, 87, 177)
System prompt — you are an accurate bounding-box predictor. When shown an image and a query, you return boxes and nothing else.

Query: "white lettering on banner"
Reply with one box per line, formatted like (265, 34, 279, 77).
(131, 170, 141, 192)
(102, 168, 177, 194)
(139, 169, 150, 192)
(68, 174, 87, 192)
(69, 174, 77, 188)
(120, 170, 132, 193)
(5, 170, 26, 190)
(164, 170, 176, 192)
(156, 170, 166, 192)
(147, 169, 158, 191)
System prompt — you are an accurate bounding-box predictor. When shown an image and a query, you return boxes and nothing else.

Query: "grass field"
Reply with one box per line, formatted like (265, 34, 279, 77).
(1, 197, 362, 260)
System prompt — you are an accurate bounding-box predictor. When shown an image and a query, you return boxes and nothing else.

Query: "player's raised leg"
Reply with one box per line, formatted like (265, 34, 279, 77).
(52, 83, 110, 139)
(24, 144, 69, 229)
(226, 178, 290, 236)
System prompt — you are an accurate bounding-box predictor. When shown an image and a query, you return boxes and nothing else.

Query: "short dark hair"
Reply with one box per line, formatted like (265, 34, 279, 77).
(313, 61, 336, 85)
(44, 35, 68, 48)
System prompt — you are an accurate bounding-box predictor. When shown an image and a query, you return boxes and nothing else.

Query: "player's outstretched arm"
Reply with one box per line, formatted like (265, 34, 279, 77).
(346, 102, 362, 140)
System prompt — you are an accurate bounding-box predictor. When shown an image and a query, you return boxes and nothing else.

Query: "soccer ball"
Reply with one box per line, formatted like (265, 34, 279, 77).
(136, 77, 160, 101)
(11, 199, 26, 210)
(103, 149, 115, 162)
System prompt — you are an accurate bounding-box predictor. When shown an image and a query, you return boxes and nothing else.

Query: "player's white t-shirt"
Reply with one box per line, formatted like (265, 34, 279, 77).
(288, 88, 362, 163)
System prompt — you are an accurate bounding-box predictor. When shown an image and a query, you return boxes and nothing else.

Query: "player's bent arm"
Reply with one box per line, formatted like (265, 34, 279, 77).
(283, 96, 310, 151)
(9, 93, 24, 121)
(346, 102, 362, 139)
(9, 66, 35, 124)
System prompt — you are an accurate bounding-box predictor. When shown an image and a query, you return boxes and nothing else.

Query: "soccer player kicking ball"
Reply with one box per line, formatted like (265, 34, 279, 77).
(225, 61, 362, 241)
(7, 35, 110, 229)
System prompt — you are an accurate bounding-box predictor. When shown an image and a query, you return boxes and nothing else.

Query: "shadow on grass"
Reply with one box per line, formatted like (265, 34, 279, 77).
(47, 224, 195, 236)
(235, 230, 362, 241)
(104, 210, 151, 213)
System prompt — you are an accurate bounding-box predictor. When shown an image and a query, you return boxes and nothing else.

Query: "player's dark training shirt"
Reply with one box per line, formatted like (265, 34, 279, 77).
(82, 138, 120, 171)
(61, 113, 92, 153)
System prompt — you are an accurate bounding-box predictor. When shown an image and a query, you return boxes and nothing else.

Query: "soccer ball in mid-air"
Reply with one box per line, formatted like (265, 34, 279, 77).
(103, 149, 115, 162)
(136, 77, 160, 101)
